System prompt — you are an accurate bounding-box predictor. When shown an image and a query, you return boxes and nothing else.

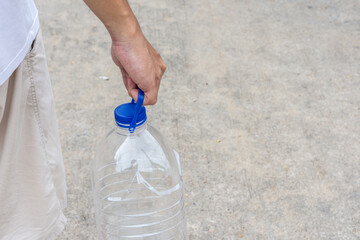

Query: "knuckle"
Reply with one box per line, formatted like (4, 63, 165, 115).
(149, 95, 158, 105)
(153, 97, 158, 104)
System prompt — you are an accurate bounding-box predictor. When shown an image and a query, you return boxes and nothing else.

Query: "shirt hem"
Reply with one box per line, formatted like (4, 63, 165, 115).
(0, 12, 40, 86)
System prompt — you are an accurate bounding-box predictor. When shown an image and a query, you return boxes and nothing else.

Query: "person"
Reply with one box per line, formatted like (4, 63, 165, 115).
(0, 0, 166, 239)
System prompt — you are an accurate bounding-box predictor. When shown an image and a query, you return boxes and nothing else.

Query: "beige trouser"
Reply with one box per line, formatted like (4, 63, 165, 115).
(0, 29, 66, 240)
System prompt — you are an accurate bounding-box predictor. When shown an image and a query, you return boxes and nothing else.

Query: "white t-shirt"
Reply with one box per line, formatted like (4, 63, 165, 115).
(0, 0, 39, 85)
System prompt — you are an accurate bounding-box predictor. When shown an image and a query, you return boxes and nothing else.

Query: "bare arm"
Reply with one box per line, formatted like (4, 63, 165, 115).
(83, 0, 166, 105)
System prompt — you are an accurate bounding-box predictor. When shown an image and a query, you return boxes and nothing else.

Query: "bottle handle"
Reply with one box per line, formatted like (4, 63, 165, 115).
(129, 89, 144, 133)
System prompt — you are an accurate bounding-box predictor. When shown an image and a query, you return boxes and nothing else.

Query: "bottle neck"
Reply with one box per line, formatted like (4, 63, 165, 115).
(115, 121, 148, 135)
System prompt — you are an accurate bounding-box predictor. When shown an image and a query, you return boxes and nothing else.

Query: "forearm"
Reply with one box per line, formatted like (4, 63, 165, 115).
(83, 0, 166, 105)
(83, 0, 141, 42)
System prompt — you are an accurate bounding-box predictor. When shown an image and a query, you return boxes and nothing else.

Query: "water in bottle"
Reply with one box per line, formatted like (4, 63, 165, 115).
(91, 90, 186, 239)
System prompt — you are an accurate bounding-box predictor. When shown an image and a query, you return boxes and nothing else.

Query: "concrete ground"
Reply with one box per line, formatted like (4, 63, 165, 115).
(35, 0, 360, 239)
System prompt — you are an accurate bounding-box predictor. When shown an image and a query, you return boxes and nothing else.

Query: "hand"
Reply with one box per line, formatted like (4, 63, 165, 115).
(82, 0, 165, 104)
(111, 30, 166, 105)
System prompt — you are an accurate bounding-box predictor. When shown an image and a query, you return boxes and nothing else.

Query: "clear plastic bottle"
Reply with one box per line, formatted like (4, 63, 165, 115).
(91, 90, 186, 239)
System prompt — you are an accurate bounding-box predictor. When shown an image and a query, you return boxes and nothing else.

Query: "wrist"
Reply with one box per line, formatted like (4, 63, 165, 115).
(106, 13, 141, 43)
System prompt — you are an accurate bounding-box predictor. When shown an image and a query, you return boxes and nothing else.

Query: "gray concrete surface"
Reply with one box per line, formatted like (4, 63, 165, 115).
(35, 0, 360, 239)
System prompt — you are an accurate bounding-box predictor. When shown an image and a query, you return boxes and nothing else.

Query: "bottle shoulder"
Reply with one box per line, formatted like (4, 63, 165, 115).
(95, 123, 179, 175)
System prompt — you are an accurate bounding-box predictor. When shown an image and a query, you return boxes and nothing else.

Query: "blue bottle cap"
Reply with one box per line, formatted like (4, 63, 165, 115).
(114, 89, 147, 132)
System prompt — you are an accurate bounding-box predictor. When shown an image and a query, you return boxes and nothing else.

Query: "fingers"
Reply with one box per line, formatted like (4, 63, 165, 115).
(118, 65, 150, 103)
(144, 89, 159, 105)
(129, 88, 139, 102)
(128, 79, 159, 105)
(118, 62, 163, 105)
(119, 65, 129, 88)
(118, 64, 139, 101)
(127, 78, 137, 100)
(111, 36, 166, 106)
(147, 41, 167, 74)
(129, 88, 157, 105)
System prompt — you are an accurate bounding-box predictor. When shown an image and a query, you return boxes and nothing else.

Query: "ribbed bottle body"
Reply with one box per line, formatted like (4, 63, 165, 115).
(92, 124, 186, 240)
